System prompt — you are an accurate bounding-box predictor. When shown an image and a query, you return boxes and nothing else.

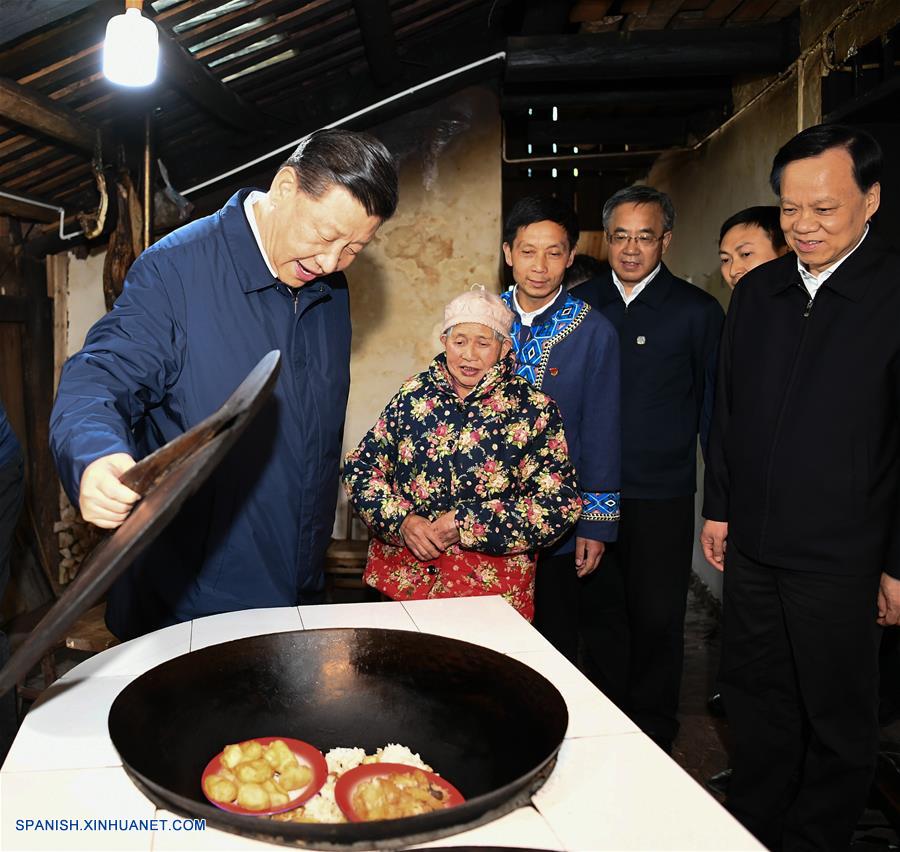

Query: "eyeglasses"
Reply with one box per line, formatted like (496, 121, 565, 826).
(607, 232, 665, 246)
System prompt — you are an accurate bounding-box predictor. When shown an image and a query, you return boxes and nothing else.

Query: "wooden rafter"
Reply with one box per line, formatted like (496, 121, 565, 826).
(352, 0, 401, 87)
(152, 16, 272, 132)
(0, 194, 58, 223)
(0, 0, 110, 50)
(506, 23, 798, 81)
(501, 85, 731, 111)
(0, 76, 100, 154)
(527, 116, 687, 146)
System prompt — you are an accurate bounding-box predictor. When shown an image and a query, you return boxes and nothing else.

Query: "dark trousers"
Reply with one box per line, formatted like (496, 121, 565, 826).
(719, 544, 881, 852)
(534, 550, 606, 664)
(0, 451, 24, 762)
(584, 495, 695, 745)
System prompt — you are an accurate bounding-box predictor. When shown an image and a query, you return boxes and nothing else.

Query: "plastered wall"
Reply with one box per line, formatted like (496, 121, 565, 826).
(341, 87, 502, 458)
(646, 75, 806, 310)
(64, 250, 106, 356)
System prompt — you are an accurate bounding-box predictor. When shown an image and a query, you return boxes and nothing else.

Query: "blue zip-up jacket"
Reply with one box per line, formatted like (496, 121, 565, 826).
(0, 401, 21, 470)
(50, 190, 350, 639)
(501, 288, 621, 551)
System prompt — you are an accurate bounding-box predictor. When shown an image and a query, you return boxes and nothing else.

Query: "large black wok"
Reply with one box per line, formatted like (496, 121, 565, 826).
(108, 626, 568, 849)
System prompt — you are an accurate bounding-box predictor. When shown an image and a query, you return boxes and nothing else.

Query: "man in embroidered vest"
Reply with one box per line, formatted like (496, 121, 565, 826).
(577, 186, 724, 754)
(500, 196, 621, 665)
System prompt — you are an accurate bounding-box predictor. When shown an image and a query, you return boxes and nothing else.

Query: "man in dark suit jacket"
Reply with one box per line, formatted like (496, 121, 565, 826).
(701, 124, 900, 851)
(577, 186, 723, 753)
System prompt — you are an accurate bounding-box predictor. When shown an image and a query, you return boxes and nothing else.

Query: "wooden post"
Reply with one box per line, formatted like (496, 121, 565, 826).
(21, 255, 61, 596)
(47, 252, 69, 393)
(351, 0, 400, 87)
(143, 114, 152, 250)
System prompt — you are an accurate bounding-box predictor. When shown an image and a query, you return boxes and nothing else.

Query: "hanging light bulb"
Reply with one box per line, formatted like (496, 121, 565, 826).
(103, 0, 159, 87)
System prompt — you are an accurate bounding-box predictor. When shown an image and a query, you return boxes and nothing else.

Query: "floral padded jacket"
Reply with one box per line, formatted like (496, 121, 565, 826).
(343, 352, 582, 620)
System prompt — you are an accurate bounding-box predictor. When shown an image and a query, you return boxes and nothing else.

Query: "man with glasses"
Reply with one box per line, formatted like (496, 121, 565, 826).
(578, 186, 723, 754)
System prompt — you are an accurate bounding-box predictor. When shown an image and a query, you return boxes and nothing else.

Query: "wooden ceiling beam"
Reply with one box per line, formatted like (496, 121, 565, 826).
(0, 144, 61, 182)
(624, 0, 685, 30)
(704, 0, 743, 18)
(167, 9, 501, 205)
(0, 0, 108, 50)
(729, 0, 781, 24)
(178, 0, 333, 49)
(198, 7, 356, 77)
(0, 75, 100, 155)
(352, 0, 401, 87)
(216, 0, 477, 89)
(10, 159, 89, 197)
(569, 1, 615, 23)
(0, 1, 116, 80)
(151, 15, 273, 133)
(506, 22, 798, 81)
(206, 0, 456, 81)
(154, 0, 243, 32)
(15, 3, 278, 134)
(527, 117, 687, 147)
(504, 150, 663, 169)
(0, 194, 58, 223)
(228, 0, 485, 106)
(501, 85, 731, 111)
(521, 0, 571, 34)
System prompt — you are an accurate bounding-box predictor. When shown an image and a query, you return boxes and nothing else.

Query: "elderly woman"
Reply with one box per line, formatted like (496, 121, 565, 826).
(343, 285, 581, 619)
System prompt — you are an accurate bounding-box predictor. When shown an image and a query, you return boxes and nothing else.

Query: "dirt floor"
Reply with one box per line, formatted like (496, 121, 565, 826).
(671, 579, 900, 850)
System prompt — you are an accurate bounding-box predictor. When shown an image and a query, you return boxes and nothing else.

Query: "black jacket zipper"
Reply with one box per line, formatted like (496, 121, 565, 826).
(758, 285, 816, 555)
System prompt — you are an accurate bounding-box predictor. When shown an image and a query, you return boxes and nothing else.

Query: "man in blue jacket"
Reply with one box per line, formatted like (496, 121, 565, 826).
(500, 196, 621, 664)
(577, 186, 723, 753)
(50, 129, 399, 640)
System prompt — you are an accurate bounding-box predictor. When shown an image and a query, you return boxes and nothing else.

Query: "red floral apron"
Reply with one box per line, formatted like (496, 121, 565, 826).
(364, 539, 536, 621)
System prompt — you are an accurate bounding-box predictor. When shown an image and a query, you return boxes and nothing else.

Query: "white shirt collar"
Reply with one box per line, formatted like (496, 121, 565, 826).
(511, 285, 562, 327)
(611, 263, 662, 305)
(796, 225, 869, 299)
(243, 190, 279, 279)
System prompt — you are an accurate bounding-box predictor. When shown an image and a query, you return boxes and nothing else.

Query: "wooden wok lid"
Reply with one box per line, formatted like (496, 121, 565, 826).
(0, 350, 281, 697)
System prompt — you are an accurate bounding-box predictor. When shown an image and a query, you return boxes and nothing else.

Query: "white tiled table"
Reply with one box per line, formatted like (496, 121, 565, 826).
(0, 597, 761, 851)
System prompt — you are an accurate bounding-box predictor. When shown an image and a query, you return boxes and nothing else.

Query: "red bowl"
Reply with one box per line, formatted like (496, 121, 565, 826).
(201, 736, 327, 816)
(334, 762, 465, 822)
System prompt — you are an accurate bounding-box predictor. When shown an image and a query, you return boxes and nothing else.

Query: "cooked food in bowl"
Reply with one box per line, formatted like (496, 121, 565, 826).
(201, 737, 327, 815)
(270, 743, 464, 823)
(337, 763, 465, 821)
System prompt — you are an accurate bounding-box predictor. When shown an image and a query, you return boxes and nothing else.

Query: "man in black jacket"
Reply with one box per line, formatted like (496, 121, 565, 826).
(577, 187, 723, 753)
(701, 124, 900, 851)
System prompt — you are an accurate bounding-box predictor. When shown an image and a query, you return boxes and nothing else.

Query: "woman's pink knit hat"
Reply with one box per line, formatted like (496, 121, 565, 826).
(442, 284, 514, 340)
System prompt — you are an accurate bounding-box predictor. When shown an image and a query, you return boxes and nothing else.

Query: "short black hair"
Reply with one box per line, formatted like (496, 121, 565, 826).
(719, 206, 786, 250)
(503, 196, 579, 250)
(565, 253, 605, 289)
(602, 185, 676, 233)
(281, 129, 399, 220)
(770, 123, 882, 195)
